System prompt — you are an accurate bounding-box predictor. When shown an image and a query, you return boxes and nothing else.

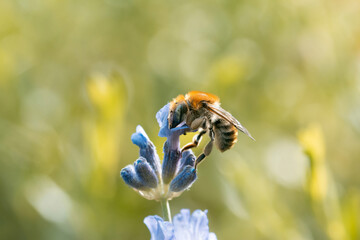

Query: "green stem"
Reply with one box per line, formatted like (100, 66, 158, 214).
(160, 199, 172, 222)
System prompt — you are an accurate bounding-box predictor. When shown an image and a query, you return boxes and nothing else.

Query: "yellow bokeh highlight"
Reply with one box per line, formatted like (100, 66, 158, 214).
(298, 124, 327, 201)
(211, 56, 246, 86)
(298, 124, 325, 162)
(298, 124, 351, 240)
(87, 74, 125, 120)
(0, 49, 15, 85)
(85, 73, 126, 193)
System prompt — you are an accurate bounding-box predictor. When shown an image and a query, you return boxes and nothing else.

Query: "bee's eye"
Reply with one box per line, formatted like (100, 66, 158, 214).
(175, 106, 181, 115)
(169, 103, 187, 128)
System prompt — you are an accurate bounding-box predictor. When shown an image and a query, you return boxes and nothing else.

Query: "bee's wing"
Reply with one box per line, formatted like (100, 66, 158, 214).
(206, 104, 255, 140)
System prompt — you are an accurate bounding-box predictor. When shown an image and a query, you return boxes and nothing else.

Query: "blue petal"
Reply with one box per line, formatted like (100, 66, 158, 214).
(173, 209, 192, 240)
(156, 104, 190, 138)
(131, 125, 150, 148)
(131, 125, 161, 176)
(144, 215, 174, 240)
(172, 209, 217, 240)
(120, 165, 149, 190)
(189, 210, 211, 240)
(208, 233, 217, 240)
(134, 157, 159, 188)
(169, 166, 197, 192)
(156, 104, 170, 137)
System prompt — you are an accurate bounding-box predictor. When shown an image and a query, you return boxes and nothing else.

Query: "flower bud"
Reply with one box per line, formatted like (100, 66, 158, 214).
(121, 165, 149, 190)
(170, 166, 197, 192)
(131, 125, 161, 176)
(134, 157, 159, 188)
(162, 140, 181, 184)
(179, 150, 196, 170)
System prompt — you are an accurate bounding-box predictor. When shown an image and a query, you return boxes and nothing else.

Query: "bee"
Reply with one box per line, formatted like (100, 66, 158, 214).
(168, 91, 254, 168)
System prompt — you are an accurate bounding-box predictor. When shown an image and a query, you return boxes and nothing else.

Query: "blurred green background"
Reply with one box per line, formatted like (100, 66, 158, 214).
(0, 0, 359, 239)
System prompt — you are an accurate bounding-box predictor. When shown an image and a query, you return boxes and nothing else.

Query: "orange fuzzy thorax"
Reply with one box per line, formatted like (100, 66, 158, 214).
(185, 91, 220, 109)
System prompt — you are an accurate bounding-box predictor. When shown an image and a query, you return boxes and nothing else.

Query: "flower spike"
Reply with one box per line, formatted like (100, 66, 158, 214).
(121, 104, 198, 201)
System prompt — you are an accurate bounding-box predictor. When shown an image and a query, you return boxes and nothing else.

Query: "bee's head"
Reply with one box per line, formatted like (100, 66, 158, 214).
(168, 101, 188, 129)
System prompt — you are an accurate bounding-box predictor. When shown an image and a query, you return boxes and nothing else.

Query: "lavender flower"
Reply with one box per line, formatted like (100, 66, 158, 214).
(121, 104, 197, 200)
(144, 209, 217, 240)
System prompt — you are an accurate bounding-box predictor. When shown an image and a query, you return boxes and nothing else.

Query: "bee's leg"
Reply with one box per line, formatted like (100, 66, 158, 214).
(181, 129, 207, 153)
(180, 117, 207, 153)
(195, 128, 215, 169)
(190, 117, 206, 130)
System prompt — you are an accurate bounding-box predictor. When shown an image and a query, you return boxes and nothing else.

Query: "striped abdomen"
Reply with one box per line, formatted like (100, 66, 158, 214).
(212, 117, 238, 152)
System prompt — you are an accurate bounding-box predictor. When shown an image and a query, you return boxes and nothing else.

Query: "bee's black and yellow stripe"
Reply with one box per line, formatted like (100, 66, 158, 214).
(212, 117, 238, 152)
